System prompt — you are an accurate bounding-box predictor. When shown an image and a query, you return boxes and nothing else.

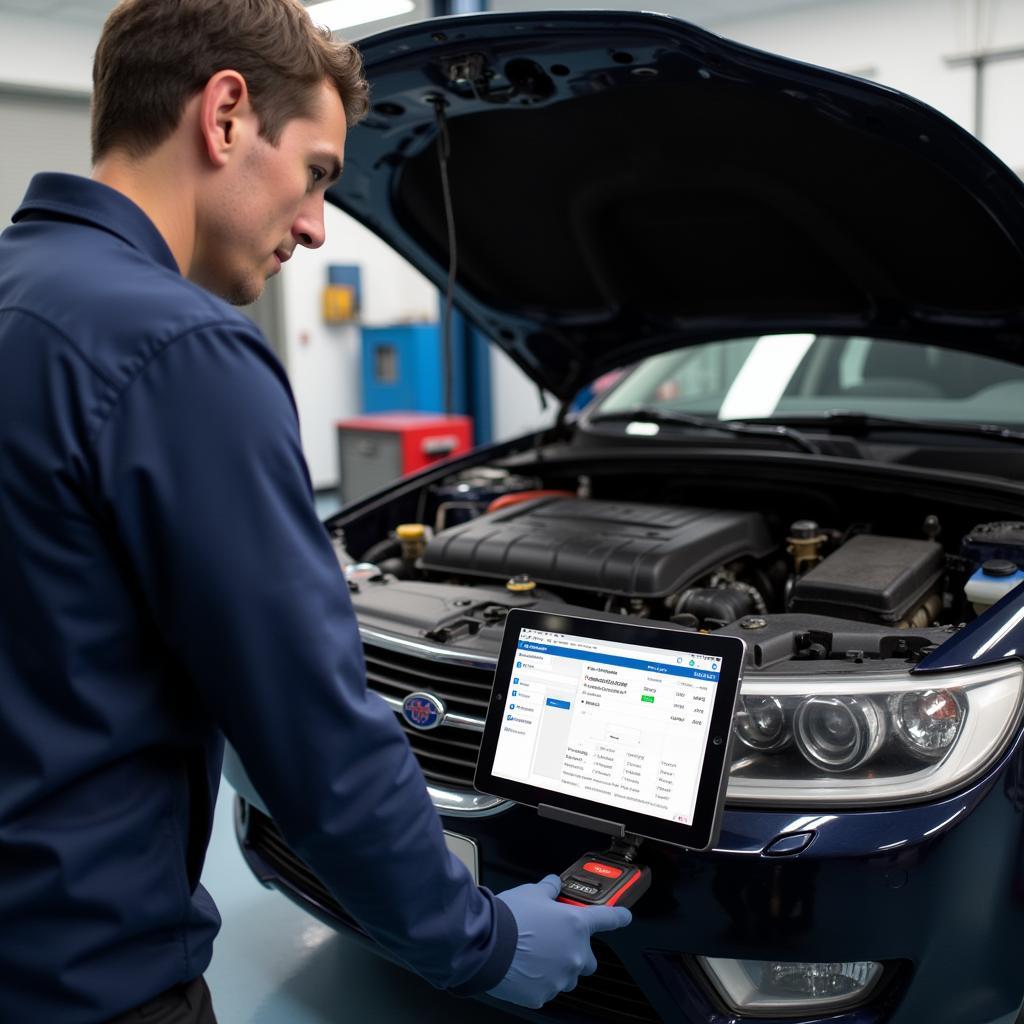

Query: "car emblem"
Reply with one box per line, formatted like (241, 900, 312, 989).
(402, 692, 446, 731)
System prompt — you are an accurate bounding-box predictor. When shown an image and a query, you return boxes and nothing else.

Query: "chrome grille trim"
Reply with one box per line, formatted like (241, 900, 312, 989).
(425, 786, 514, 817)
(359, 626, 500, 671)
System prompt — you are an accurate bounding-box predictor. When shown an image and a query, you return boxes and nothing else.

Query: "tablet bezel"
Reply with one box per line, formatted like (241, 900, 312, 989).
(474, 609, 745, 852)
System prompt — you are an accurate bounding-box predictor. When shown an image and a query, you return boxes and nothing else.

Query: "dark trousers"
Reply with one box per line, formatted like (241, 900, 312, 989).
(105, 977, 217, 1024)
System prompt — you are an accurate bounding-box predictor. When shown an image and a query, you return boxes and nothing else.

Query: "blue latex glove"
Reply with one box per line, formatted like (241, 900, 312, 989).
(488, 874, 633, 1009)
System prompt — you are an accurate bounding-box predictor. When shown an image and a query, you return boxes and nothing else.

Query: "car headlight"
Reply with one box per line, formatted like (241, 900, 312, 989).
(727, 661, 1023, 806)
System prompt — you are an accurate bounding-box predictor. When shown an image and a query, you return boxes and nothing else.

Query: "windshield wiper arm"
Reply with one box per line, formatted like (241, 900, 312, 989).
(587, 407, 822, 454)
(746, 410, 1024, 447)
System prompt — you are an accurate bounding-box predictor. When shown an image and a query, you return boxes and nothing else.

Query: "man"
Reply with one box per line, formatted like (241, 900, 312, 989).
(0, 2, 631, 1021)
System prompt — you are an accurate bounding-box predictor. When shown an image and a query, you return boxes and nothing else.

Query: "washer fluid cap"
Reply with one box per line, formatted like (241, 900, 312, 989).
(506, 574, 537, 592)
(396, 523, 426, 540)
(982, 559, 1018, 578)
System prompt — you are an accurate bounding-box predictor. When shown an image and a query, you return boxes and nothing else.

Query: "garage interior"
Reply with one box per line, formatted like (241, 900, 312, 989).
(2, 0, 1023, 1021)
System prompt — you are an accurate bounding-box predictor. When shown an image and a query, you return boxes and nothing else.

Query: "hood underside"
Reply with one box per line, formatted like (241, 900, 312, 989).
(332, 11, 1024, 400)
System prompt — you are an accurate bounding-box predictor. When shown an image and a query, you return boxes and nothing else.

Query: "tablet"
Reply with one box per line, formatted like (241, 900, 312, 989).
(474, 609, 745, 851)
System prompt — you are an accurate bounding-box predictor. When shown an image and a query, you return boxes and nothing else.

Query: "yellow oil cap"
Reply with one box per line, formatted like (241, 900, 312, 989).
(396, 523, 426, 540)
(506, 574, 537, 592)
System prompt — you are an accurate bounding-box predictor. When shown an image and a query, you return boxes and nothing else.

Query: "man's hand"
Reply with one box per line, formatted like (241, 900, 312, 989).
(488, 874, 633, 1009)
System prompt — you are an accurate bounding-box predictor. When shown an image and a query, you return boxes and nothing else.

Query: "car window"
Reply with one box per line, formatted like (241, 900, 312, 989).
(593, 335, 1024, 426)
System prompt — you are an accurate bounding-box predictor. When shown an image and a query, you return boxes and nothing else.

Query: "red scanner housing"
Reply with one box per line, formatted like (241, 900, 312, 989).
(556, 852, 651, 909)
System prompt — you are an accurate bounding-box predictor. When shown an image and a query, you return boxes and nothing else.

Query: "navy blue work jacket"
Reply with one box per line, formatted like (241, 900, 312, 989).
(0, 174, 514, 1022)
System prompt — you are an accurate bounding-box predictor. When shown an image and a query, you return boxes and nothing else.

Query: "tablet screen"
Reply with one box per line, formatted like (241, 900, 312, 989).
(476, 609, 745, 850)
(492, 624, 722, 827)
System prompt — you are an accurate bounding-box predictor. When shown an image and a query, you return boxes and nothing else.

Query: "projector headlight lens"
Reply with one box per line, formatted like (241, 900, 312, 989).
(735, 695, 790, 752)
(794, 696, 884, 772)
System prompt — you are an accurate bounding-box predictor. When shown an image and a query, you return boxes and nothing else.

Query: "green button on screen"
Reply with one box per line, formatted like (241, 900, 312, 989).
(641, 695, 655, 703)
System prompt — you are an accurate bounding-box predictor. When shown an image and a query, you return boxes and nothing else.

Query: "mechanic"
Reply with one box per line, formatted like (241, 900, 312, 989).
(0, 2, 631, 1021)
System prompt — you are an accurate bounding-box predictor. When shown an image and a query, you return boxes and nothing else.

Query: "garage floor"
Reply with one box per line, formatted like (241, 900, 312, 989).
(202, 782, 516, 1023)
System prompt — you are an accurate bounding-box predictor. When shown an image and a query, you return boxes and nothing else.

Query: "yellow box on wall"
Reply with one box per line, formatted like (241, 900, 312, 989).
(323, 283, 356, 323)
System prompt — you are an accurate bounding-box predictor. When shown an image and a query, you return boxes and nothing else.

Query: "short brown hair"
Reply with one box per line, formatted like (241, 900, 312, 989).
(91, 0, 369, 163)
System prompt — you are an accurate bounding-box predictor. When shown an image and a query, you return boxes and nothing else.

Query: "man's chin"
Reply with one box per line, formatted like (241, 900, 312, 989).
(228, 281, 265, 307)
(188, 265, 264, 307)
(214, 278, 264, 307)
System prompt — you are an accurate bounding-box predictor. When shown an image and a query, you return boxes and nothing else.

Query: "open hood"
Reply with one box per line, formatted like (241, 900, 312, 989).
(331, 11, 1024, 401)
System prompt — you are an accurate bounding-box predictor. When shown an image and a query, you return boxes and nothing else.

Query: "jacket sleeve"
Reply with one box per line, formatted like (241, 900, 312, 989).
(88, 322, 516, 994)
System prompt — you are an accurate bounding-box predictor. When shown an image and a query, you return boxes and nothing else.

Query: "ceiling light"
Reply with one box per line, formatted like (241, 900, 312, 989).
(306, 0, 416, 32)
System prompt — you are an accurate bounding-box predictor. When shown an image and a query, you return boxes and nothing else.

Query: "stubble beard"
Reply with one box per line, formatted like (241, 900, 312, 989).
(223, 273, 264, 307)
(190, 258, 264, 307)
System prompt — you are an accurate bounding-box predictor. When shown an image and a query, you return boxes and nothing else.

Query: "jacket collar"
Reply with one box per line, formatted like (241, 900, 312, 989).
(13, 173, 180, 275)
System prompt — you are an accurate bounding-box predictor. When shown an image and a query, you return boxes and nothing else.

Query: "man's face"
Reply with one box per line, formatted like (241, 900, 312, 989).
(191, 79, 347, 305)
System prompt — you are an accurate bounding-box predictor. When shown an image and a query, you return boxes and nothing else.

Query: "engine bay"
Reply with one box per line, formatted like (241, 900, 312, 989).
(335, 464, 1024, 675)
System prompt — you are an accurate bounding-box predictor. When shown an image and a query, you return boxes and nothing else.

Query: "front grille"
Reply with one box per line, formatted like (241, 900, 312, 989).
(245, 808, 663, 1023)
(552, 942, 663, 1024)
(398, 718, 481, 787)
(362, 641, 495, 718)
(363, 639, 492, 788)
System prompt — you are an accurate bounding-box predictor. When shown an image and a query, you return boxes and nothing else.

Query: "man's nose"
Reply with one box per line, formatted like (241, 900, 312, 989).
(292, 196, 326, 250)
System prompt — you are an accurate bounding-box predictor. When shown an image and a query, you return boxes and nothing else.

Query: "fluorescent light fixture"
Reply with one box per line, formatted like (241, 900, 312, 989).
(306, 0, 415, 32)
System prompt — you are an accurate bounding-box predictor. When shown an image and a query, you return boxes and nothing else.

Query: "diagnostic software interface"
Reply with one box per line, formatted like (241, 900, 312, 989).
(491, 625, 722, 826)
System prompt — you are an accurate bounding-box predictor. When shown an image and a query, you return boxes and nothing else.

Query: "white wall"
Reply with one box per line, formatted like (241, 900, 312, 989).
(490, 349, 558, 440)
(0, 13, 96, 93)
(279, 205, 440, 489)
(0, 91, 92, 218)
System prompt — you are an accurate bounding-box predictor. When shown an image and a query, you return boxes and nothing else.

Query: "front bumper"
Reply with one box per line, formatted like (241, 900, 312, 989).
(231, 734, 1024, 1024)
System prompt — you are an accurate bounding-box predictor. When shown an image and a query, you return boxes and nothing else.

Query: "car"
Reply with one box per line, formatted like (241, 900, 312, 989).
(224, 9, 1024, 1024)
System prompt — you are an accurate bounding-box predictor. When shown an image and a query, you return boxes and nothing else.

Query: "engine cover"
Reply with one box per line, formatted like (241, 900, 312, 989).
(420, 497, 773, 597)
(789, 533, 944, 624)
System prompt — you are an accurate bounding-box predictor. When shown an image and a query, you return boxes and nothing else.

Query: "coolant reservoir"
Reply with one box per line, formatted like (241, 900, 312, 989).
(396, 522, 428, 563)
(965, 560, 1024, 614)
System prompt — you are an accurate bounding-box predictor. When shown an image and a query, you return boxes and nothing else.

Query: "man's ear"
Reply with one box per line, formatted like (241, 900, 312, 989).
(198, 70, 252, 168)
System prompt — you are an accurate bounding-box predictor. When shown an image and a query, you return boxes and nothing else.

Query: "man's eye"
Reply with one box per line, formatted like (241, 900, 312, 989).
(310, 166, 327, 184)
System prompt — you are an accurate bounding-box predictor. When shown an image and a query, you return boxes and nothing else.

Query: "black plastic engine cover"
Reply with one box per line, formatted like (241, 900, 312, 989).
(789, 534, 944, 624)
(420, 498, 773, 597)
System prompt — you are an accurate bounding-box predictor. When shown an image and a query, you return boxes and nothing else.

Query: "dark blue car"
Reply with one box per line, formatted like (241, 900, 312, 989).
(226, 11, 1024, 1023)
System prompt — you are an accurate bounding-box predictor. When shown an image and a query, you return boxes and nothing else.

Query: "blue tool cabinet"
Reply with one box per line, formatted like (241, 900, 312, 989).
(360, 323, 466, 414)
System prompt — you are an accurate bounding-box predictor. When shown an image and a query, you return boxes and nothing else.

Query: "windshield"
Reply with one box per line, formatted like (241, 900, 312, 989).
(592, 335, 1024, 427)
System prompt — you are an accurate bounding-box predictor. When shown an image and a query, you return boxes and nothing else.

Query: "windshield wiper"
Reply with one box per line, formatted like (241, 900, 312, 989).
(587, 407, 822, 454)
(744, 411, 1024, 448)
